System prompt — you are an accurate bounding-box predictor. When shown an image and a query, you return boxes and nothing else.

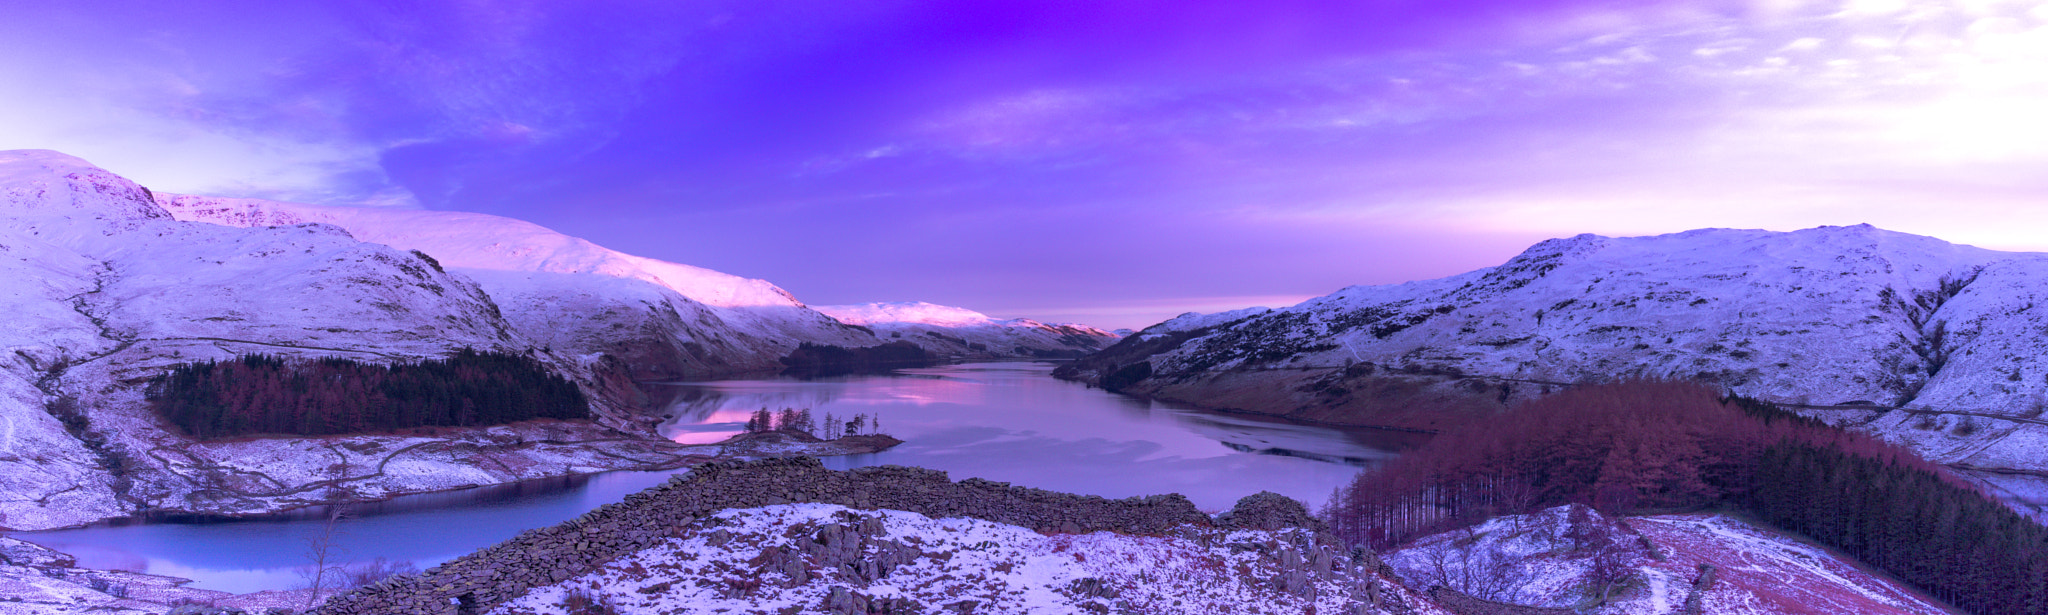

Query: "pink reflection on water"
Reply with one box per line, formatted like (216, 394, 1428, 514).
(664, 408, 756, 444)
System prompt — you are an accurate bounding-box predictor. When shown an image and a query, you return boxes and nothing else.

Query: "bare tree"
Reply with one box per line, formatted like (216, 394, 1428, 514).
(302, 506, 352, 610)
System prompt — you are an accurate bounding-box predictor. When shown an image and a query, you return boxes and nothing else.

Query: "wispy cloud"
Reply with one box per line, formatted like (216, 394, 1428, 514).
(8, 0, 2048, 328)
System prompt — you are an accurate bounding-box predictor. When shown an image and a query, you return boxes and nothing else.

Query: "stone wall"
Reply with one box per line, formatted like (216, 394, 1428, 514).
(1425, 587, 1577, 615)
(310, 457, 1315, 615)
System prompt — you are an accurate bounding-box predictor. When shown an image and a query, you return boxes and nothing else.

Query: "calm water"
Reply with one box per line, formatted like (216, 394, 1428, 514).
(21, 363, 1424, 593)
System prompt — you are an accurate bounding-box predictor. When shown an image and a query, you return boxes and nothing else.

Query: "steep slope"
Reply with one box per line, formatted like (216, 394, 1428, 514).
(156, 194, 878, 381)
(0, 150, 749, 529)
(813, 301, 1120, 359)
(1057, 226, 2048, 487)
(0, 150, 548, 527)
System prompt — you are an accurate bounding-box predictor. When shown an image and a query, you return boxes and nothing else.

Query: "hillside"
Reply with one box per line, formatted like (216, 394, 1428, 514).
(1383, 505, 1961, 615)
(1057, 225, 2048, 515)
(156, 194, 878, 381)
(0, 149, 1121, 529)
(0, 150, 913, 530)
(0, 149, 615, 529)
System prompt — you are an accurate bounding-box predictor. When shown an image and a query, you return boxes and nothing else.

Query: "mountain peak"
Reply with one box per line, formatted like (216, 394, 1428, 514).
(0, 149, 169, 227)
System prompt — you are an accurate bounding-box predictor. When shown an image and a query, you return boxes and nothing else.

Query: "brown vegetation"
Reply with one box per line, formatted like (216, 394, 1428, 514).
(146, 350, 588, 439)
(1324, 380, 2048, 615)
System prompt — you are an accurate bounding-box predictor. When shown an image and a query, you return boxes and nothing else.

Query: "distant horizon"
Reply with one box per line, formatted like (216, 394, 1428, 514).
(8, 1, 2046, 330)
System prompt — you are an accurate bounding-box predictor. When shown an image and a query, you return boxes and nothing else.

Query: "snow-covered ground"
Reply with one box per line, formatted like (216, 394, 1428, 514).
(0, 535, 273, 615)
(0, 534, 400, 614)
(1384, 505, 1961, 615)
(489, 503, 1446, 615)
(1141, 307, 1273, 339)
(814, 302, 1120, 359)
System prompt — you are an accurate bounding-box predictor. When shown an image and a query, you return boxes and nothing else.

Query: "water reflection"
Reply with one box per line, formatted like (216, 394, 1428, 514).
(653, 363, 1427, 510)
(20, 363, 1423, 593)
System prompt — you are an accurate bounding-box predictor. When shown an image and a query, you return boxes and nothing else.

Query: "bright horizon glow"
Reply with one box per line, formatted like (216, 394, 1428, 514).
(6, 1, 2048, 330)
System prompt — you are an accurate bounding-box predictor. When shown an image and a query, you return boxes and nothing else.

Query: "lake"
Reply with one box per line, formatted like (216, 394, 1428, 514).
(21, 363, 1425, 593)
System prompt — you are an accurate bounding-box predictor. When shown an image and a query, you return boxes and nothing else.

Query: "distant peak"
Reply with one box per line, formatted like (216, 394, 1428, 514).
(814, 302, 994, 327)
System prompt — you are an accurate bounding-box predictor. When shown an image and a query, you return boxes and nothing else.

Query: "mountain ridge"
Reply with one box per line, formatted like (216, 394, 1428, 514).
(1058, 224, 2048, 518)
(813, 301, 1120, 360)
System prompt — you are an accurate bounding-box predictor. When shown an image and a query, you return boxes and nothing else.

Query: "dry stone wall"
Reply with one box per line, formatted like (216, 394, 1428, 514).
(1424, 587, 1577, 615)
(310, 457, 1318, 615)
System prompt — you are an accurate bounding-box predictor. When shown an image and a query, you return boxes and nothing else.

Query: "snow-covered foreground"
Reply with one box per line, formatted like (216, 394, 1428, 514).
(0, 535, 317, 615)
(491, 503, 1444, 615)
(1385, 506, 1961, 615)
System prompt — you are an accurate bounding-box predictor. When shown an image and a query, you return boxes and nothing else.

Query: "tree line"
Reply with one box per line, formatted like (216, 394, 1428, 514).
(778, 341, 932, 377)
(146, 349, 588, 439)
(1322, 380, 2048, 615)
(742, 407, 883, 439)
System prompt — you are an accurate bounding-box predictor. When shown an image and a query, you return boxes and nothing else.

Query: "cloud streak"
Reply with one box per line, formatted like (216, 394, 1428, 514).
(5, 0, 2048, 328)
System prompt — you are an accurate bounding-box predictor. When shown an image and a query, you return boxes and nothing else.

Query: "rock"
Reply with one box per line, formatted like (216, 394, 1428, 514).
(823, 586, 869, 615)
(1218, 491, 1322, 532)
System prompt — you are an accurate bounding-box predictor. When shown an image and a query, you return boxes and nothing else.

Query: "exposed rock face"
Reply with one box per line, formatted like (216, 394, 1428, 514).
(1060, 225, 2048, 492)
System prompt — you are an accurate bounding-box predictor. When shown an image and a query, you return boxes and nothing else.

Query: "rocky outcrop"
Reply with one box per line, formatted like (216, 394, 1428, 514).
(1217, 490, 1329, 533)
(309, 457, 1343, 615)
(1678, 563, 1717, 615)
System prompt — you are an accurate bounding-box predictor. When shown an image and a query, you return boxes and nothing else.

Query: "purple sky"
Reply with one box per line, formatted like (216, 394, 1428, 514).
(7, 1, 2048, 329)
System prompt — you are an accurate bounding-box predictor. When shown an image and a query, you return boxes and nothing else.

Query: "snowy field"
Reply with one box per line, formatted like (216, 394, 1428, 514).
(491, 503, 1446, 615)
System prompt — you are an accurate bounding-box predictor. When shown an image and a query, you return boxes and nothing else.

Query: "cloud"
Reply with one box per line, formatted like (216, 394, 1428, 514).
(0, 66, 405, 205)
(10, 0, 2048, 327)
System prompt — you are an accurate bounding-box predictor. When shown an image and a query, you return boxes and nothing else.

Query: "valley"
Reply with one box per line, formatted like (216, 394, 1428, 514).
(1, 149, 2041, 615)
(1056, 226, 2048, 522)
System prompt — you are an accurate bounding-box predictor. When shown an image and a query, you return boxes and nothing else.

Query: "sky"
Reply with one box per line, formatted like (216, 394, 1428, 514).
(4, 0, 2048, 330)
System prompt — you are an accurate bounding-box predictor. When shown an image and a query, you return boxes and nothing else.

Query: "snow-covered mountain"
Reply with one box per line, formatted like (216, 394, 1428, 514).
(0, 150, 1122, 529)
(1059, 225, 2048, 501)
(156, 194, 879, 381)
(812, 301, 1120, 359)
(0, 149, 590, 529)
